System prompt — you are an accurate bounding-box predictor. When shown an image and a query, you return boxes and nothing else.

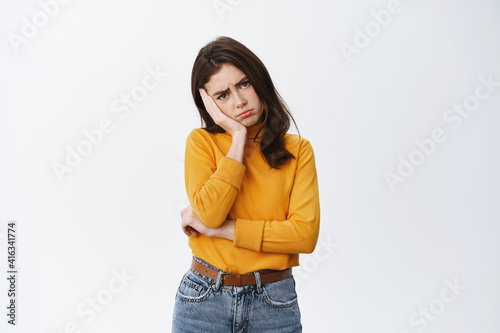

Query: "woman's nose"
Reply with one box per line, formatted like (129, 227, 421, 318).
(233, 91, 247, 108)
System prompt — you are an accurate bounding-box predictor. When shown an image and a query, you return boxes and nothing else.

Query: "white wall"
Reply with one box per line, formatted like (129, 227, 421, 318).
(1, 0, 499, 332)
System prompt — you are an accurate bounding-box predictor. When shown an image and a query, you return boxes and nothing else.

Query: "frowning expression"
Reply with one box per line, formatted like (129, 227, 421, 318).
(204, 63, 264, 127)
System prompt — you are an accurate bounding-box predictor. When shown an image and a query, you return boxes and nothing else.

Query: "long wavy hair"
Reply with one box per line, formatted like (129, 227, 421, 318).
(191, 36, 301, 169)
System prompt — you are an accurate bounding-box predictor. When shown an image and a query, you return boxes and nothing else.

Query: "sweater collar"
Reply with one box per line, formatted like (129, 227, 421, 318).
(246, 121, 265, 140)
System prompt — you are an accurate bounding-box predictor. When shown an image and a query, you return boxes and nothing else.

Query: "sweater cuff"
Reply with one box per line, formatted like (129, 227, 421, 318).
(233, 218, 264, 252)
(211, 156, 246, 190)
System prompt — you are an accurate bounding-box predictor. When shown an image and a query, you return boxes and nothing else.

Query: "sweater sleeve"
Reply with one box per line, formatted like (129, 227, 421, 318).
(233, 139, 320, 254)
(184, 129, 246, 228)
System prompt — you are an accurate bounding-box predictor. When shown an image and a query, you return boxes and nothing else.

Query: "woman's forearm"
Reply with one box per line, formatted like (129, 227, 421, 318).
(225, 131, 247, 163)
(215, 219, 235, 241)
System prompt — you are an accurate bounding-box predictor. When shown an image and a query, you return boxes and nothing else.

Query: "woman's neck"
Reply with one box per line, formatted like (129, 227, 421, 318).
(246, 121, 265, 140)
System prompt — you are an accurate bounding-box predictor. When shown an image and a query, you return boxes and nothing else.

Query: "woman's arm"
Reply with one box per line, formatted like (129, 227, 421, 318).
(183, 139, 320, 254)
(233, 139, 320, 254)
(184, 88, 248, 228)
(184, 130, 246, 228)
(180, 205, 236, 239)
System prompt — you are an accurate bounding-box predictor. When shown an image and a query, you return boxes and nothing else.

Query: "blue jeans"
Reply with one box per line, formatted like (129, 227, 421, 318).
(172, 257, 302, 333)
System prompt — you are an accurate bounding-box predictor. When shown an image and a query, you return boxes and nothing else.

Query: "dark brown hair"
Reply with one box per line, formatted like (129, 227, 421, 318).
(191, 36, 301, 169)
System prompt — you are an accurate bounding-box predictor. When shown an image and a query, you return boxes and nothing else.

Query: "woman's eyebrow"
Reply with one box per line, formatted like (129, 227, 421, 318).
(212, 76, 248, 96)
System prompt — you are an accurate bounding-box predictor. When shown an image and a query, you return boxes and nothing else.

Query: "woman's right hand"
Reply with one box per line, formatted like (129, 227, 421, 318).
(199, 88, 247, 137)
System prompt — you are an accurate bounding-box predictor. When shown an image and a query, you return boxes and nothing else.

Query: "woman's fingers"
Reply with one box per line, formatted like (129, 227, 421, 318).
(188, 226, 198, 237)
(182, 226, 190, 236)
(182, 223, 198, 237)
(182, 225, 198, 237)
(198, 88, 247, 137)
(180, 206, 192, 236)
(180, 206, 201, 237)
(199, 88, 223, 122)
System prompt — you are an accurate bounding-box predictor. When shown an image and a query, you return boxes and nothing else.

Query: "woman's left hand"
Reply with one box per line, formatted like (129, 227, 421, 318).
(180, 205, 235, 241)
(180, 205, 211, 237)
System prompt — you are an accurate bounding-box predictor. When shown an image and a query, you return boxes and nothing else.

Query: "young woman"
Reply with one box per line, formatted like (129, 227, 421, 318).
(172, 36, 321, 333)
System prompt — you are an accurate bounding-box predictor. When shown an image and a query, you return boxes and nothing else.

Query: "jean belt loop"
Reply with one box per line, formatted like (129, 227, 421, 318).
(213, 270, 223, 291)
(254, 271, 263, 293)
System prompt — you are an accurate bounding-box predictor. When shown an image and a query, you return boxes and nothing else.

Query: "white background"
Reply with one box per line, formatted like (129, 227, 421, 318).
(1, 0, 499, 332)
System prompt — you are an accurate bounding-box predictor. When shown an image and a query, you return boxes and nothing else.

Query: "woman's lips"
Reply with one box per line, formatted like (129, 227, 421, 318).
(238, 109, 253, 118)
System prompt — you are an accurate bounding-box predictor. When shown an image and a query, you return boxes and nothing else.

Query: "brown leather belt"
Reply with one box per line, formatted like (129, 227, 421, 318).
(191, 258, 292, 287)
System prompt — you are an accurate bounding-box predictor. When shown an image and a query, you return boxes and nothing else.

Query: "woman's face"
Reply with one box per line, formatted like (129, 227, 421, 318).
(204, 63, 264, 127)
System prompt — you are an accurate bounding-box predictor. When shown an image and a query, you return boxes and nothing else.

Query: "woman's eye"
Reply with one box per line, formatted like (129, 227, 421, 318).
(217, 94, 227, 100)
(241, 81, 250, 88)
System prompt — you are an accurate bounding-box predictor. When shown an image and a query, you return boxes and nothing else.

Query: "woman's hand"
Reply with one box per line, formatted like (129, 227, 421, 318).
(180, 205, 235, 241)
(180, 205, 209, 237)
(199, 88, 247, 137)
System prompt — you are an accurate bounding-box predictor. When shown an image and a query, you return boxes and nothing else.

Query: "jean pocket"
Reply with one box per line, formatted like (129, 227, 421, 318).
(262, 275, 298, 308)
(176, 269, 213, 303)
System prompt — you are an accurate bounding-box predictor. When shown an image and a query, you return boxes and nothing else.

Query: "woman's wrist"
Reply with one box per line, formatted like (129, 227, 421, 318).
(225, 132, 246, 163)
(215, 219, 235, 241)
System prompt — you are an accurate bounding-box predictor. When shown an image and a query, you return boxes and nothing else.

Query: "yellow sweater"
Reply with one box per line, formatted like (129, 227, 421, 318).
(184, 121, 320, 274)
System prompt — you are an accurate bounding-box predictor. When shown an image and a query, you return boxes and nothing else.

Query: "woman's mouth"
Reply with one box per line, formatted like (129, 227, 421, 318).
(238, 109, 253, 118)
